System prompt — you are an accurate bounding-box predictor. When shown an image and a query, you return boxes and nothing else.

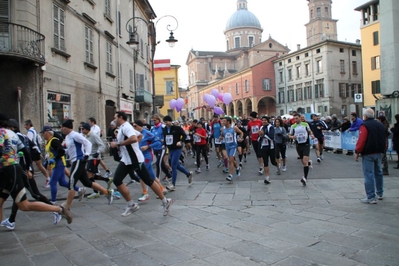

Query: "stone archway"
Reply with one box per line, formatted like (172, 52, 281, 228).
(257, 96, 276, 116)
(245, 98, 253, 115)
(228, 102, 234, 117)
(236, 100, 244, 117)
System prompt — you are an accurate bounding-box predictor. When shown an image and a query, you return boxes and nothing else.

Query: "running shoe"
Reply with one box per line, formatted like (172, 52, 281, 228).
(107, 189, 114, 205)
(236, 167, 241, 177)
(223, 168, 229, 173)
(276, 166, 281, 175)
(107, 177, 114, 190)
(239, 162, 243, 167)
(360, 197, 377, 204)
(226, 174, 233, 181)
(264, 176, 270, 184)
(163, 198, 174, 216)
(258, 168, 264, 175)
(377, 194, 383, 200)
(113, 191, 122, 199)
(138, 193, 149, 202)
(206, 164, 210, 171)
(43, 178, 50, 189)
(87, 192, 100, 199)
(244, 158, 247, 163)
(187, 171, 193, 185)
(78, 187, 86, 201)
(195, 168, 201, 173)
(60, 205, 73, 224)
(300, 176, 307, 186)
(53, 212, 62, 225)
(1, 218, 15, 230)
(121, 203, 140, 217)
(282, 165, 287, 172)
(217, 161, 223, 168)
(104, 170, 112, 178)
(166, 184, 176, 191)
(320, 154, 324, 160)
(125, 179, 136, 186)
(317, 157, 321, 163)
(308, 160, 313, 170)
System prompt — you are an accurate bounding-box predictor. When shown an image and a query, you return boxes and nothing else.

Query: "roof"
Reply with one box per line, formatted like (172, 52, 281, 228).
(354, 0, 379, 11)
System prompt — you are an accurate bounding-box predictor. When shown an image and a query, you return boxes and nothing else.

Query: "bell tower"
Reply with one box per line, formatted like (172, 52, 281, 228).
(305, 0, 338, 46)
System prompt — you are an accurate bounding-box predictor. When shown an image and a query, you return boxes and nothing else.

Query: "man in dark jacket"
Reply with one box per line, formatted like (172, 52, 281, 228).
(391, 114, 399, 169)
(355, 108, 386, 204)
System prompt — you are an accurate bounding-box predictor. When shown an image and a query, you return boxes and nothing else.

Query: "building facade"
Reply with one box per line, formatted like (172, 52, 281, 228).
(186, 0, 289, 119)
(0, 0, 156, 131)
(275, 0, 363, 118)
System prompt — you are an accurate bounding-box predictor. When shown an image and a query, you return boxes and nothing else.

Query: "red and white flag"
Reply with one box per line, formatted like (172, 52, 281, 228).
(154, 59, 171, 71)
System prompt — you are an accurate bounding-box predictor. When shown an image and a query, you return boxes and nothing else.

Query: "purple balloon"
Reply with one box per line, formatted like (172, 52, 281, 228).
(176, 98, 185, 109)
(207, 95, 216, 107)
(211, 89, 219, 98)
(217, 93, 224, 101)
(176, 106, 182, 112)
(203, 94, 208, 102)
(169, 99, 177, 109)
(223, 93, 232, 105)
(214, 107, 224, 115)
(204, 94, 212, 104)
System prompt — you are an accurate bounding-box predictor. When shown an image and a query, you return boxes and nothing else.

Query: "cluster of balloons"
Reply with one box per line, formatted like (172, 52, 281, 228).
(169, 98, 185, 112)
(202, 89, 233, 115)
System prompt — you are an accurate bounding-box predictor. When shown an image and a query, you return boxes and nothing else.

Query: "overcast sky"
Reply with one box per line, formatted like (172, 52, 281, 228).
(149, 0, 366, 87)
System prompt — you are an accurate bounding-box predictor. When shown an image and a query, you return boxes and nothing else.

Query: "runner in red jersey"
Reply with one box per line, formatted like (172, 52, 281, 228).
(247, 112, 264, 175)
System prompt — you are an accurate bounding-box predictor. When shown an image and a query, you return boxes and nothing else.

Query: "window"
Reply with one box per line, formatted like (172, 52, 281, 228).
(140, 39, 143, 57)
(371, 56, 380, 70)
(304, 82, 312, 99)
(305, 52, 309, 57)
(288, 59, 291, 63)
(316, 79, 324, 98)
(318, 106, 323, 114)
(306, 107, 311, 113)
(325, 7, 329, 17)
(371, 80, 381, 94)
(315, 84, 319, 99)
(53, 4, 65, 51)
(278, 89, 285, 104)
(288, 86, 294, 102)
(106, 41, 113, 73)
(236, 83, 239, 94)
(296, 66, 301, 78)
(226, 40, 229, 50)
(248, 36, 254, 47)
(245, 80, 249, 92)
(305, 63, 310, 76)
(340, 48, 344, 53)
(296, 56, 300, 60)
(166, 80, 174, 95)
(235, 37, 240, 48)
(288, 69, 292, 80)
(316, 48, 321, 53)
(137, 74, 144, 90)
(279, 71, 283, 83)
(310, 9, 313, 19)
(279, 62, 282, 66)
(317, 7, 321, 17)
(352, 61, 358, 75)
(129, 69, 133, 91)
(85, 26, 94, 64)
(352, 50, 357, 56)
(46, 92, 71, 131)
(316, 60, 322, 73)
(297, 87, 302, 100)
(0, 0, 9, 24)
(105, 0, 111, 17)
(263, 79, 271, 91)
(373, 31, 379, 45)
(340, 60, 345, 73)
(339, 83, 348, 98)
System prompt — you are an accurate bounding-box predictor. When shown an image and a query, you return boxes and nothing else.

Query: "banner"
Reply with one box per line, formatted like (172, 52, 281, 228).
(341, 131, 359, 151)
(323, 130, 341, 149)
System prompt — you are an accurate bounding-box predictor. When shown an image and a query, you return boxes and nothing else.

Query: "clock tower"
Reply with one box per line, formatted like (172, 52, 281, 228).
(305, 0, 338, 46)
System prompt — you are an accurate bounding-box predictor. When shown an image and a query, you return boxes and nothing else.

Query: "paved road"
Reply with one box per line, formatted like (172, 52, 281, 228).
(1, 147, 399, 266)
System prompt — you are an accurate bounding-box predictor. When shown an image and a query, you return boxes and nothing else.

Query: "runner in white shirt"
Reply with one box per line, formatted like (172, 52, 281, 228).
(88, 117, 112, 177)
(109, 112, 173, 216)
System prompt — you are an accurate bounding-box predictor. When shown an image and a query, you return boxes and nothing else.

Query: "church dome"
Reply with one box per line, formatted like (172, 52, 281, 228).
(225, 0, 262, 32)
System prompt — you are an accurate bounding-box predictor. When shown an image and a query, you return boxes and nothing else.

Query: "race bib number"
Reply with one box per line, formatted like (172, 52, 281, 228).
(262, 138, 269, 146)
(186, 135, 191, 140)
(251, 126, 259, 134)
(297, 133, 307, 144)
(194, 135, 201, 143)
(214, 138, 221, 144)
(313, 138, 318, 144)
(166, 135, 173, 145)
(225, 133, 234, 143)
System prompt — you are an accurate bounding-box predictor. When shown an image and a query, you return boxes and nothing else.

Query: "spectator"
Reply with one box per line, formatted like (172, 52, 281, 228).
(391, 114, 399, 169)
(346, 112, 363, 155)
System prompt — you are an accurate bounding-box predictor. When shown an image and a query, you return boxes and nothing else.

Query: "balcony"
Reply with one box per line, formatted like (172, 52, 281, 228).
(0, 22, 45, 65)
(135, 89, 152, 104)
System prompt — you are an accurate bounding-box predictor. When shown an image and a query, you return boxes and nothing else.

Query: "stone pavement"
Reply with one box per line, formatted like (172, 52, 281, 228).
(1, 147, 399, 266)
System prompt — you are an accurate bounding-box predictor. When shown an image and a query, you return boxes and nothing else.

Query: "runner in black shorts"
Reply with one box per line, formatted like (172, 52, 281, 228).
(236, 120, 247, 167)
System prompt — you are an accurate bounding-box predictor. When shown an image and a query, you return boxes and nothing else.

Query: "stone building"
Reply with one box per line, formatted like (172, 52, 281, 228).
(274, 0, 363, 118)
(0, 0, 156, 132)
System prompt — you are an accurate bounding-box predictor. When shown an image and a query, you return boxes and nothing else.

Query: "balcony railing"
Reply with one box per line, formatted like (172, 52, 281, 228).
(135, 89, 152, 104)
(0, 22, 45, 65)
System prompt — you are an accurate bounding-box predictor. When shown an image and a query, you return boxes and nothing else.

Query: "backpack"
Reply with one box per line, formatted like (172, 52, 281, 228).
(17, 132, 35, 155)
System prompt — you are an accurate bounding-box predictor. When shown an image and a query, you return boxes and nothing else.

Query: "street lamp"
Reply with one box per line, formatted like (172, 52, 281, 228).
(125, 15, 178, 115)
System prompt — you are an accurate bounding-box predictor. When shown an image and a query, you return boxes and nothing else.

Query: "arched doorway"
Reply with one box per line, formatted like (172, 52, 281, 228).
(228, 103, 234, 116)
(245, 98, 253, 115)
(257, 97, 276, 116)
(236, 100, 243, 117)
(105, 100, 116, 127)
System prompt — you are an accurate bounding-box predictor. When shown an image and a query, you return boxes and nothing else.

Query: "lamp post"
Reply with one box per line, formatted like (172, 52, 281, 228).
(126, 15, 178, 115)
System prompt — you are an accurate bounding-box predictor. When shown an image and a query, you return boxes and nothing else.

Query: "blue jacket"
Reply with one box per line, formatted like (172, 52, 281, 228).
(349, 117, 363, 131)
(140, 129, 162, 159)
(150, 124, 164, 151)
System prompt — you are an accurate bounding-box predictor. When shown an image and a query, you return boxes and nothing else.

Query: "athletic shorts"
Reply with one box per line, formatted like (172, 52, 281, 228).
(252, 141, 262, 158)
(225, 145, 237, 157)
(0, 164, 27, 203)
(317, 137, 324, 145)
(296, 144, 310, 158)
(86, 159, 101, 174)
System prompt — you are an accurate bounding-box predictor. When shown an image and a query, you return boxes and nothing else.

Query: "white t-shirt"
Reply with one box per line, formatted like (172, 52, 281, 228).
(91, 124, 101, 137)
(117, 121, 144, 165)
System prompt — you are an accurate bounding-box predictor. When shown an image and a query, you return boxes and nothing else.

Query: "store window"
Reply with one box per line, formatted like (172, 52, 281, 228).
(47, 91, 71, 131)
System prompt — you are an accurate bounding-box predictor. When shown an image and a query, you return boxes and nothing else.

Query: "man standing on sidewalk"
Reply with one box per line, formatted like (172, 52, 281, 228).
(355, 108, 386, 204)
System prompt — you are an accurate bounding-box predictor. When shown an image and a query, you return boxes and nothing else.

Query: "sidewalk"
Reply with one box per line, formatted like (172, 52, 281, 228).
(1, 148, 398, 266)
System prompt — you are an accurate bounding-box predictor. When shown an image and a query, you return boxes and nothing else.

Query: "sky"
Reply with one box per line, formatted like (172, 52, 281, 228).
(149, 0, 367, 87)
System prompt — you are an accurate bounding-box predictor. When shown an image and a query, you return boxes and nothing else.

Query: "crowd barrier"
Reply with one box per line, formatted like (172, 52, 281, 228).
(309, 130, 397, 158)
